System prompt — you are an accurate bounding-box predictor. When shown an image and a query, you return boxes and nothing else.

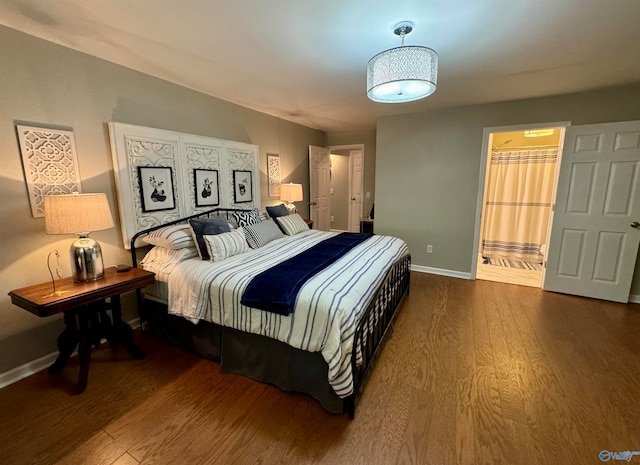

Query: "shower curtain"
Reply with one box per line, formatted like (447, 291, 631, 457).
(481, 148, 558, 263)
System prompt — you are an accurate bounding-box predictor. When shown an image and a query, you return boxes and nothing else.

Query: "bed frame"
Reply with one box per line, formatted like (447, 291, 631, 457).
(130, 208, 411, 418)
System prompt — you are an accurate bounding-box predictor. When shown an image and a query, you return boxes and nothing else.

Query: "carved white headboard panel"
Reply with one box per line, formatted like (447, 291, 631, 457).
(108, 122, 260, 248)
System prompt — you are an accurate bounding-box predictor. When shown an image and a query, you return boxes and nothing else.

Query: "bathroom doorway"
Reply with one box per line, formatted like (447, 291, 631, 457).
(474, 124, 567, 287)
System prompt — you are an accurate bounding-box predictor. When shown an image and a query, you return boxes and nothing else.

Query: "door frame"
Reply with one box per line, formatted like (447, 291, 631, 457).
(470, 121, 571, 281)
(328, 144, 365, 232)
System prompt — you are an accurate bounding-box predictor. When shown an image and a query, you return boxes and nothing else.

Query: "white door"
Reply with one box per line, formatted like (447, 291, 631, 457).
(348, 149, 364, 232)
(309, 145, 331, 231)
(543, 120, 640, 303)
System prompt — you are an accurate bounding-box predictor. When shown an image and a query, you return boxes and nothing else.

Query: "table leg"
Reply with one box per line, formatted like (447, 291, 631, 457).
(48, 311, 79, 375)
(76, 310, 91, 393)
(110, 295, 145, 359)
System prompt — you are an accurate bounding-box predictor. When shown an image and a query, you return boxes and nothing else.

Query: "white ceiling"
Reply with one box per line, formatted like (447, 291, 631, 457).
(1, 0, 639, 132)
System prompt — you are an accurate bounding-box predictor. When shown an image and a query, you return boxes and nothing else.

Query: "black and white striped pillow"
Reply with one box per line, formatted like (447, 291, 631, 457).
(243, 219, 284, 249)
(143, 224, 196, 249)
(203, 228, 248, 262)
(275, 214, 309, 236)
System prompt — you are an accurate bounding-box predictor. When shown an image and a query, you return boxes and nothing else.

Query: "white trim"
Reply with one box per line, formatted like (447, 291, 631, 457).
(411, 264, 471, 280)
(0, 352, 60, 390)
(629, 294, 640, 304)
(0, 317, 142, 390)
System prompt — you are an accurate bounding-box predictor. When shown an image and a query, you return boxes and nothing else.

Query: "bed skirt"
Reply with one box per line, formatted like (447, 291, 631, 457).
(141, 300, 344, 413)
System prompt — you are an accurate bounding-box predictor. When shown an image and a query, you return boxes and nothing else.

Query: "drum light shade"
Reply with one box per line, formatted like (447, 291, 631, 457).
(367, 22, 438, 103)
(44, 193, 114, 282)
(280, 183, 303, 214)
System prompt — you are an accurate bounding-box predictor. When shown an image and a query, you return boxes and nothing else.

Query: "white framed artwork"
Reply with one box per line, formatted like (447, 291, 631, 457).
(16, 125, 82, 217)
(267, 153, 281, 198)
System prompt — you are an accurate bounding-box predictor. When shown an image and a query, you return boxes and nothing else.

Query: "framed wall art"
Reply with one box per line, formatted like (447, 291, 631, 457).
(16, 125, 82, 217)
(267, 153, 281, 198)
(137, 166, 176, 212)
(194, 168, 220, 207)
(233, 170, 253, 203)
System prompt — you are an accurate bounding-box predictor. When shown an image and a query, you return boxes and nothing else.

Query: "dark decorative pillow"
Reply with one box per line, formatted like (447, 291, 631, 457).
(188, 217, 231, 260)
(266, 203, 289, 219)
(243, 219, 284, 249)
(232, 209, 261, 228)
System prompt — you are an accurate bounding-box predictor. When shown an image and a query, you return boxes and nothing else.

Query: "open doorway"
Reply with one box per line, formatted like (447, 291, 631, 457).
(474, 124, 567, 287)
(327, 144, 364, 232)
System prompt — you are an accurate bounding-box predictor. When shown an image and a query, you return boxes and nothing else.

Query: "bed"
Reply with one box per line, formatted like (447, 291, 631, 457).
(130, 208, 410, 418)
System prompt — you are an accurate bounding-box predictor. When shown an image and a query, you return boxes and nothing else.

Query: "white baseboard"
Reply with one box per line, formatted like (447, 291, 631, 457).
(0, 352, 60, 390)
(0, 317, 142, 391)
(629, 294, 640, 304)
(411, 264, 472, 280)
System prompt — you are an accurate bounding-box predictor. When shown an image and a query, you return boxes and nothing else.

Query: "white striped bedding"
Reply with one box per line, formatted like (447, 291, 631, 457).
(165, 229, 409, 398)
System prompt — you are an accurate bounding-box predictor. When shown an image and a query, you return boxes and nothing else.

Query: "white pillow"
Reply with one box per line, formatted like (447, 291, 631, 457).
(203, 228, 249, 262)
(143, 224, 196, 249)
(243, 219, 284, 249)
(275, 214, 309, 236)
(140, 246, 198, 273)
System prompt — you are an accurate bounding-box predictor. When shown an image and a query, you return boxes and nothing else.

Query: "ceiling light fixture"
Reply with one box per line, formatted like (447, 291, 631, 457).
(524, 129, 555, 137)
(367, 21, 438, 103)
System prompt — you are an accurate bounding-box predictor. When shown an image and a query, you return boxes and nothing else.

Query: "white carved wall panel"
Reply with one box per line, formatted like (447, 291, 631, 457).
(109, 123, 259, 248)
(16, 125, 82, 217)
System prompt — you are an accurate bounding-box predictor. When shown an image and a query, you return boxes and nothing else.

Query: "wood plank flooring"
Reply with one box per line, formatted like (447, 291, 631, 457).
(0, 272, 638, 465)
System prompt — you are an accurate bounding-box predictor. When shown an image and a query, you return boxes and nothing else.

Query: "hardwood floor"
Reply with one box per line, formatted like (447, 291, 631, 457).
(1, 272, 638, 465)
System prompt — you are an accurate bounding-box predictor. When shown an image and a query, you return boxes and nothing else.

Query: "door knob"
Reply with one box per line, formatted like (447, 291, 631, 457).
(632, 222, 640, 229)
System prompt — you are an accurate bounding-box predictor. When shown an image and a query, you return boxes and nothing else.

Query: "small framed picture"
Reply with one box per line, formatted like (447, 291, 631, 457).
(194, 168, 220, 207)
(233, 170, 253, 203)
(137, 166, 176, 212)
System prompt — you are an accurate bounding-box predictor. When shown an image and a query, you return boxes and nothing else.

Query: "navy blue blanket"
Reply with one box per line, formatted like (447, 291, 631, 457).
(240, 232, 372, 315)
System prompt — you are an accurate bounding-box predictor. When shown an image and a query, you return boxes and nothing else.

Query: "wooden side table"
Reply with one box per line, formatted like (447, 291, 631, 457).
(304, 218, 313, 229)
(9, 267, 155, 393)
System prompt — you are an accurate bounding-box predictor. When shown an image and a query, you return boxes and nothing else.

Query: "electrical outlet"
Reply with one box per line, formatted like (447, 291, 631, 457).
(330, 215, 335, 222)
(426, 244, 433, 253)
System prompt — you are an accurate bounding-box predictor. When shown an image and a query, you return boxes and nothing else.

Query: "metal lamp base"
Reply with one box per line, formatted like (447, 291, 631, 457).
(286, 201, 297, 215)
(70, 234, 105, 282)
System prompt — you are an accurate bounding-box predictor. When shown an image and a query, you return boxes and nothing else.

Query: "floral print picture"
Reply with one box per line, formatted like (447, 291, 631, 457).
(194, 168, 220, 207)
(138, 166, 176, 212)
(233, 170, 253, 203)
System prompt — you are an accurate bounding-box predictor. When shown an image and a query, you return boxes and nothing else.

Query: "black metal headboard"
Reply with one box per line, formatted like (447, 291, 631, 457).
(129, 207, 248, 268)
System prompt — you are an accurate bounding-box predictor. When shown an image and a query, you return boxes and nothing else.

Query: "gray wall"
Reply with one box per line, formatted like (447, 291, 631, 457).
(375, 83, 640, 294)
(0, 26, 323, 373)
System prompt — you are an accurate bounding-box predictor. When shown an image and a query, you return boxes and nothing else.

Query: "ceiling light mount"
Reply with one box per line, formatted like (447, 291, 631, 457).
(367, 20, 439, 104)
(393, 21, 414, 41)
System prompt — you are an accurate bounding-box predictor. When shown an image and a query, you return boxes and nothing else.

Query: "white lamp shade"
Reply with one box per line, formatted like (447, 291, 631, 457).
(44, 193, 114, 234)
(367, 45, 438, 103)
(280, 183, 303, 202)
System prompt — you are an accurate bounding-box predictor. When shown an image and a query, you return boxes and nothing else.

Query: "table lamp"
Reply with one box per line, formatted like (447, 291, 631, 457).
(280, 183, 303, 214)
(44, 193, 115, 282)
